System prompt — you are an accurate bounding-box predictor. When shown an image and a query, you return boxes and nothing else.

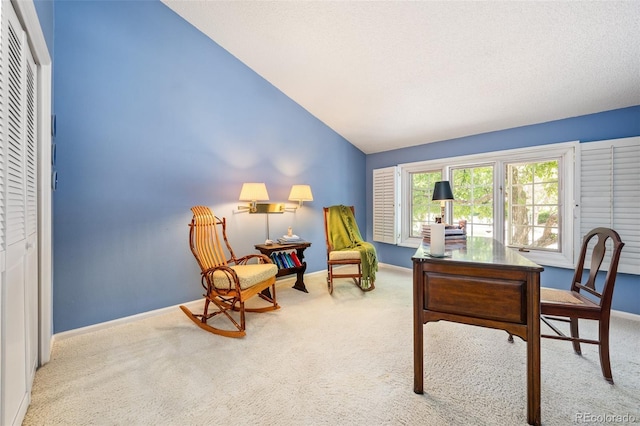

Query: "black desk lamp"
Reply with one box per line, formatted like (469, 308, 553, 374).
(432, 180, 454, 224)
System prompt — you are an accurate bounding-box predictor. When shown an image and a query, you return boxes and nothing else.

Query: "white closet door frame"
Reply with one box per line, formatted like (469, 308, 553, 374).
(12, 0, 52, 365)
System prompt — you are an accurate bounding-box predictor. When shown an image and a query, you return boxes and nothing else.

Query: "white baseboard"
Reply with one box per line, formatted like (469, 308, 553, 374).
(378, 262, 411, 272)
(52, 264, 638, 343)
(53, 299, 202, 342)
(52, 271, 327, 343)
(611, 309, 640, 322)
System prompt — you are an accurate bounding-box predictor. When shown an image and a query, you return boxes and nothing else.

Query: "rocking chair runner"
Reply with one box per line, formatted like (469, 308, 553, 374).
(180, 206, 279, 338)
(323, 205, 377, 294)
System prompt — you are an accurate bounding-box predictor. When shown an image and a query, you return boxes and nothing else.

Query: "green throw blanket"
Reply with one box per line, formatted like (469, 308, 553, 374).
(327, 205, 378, 288)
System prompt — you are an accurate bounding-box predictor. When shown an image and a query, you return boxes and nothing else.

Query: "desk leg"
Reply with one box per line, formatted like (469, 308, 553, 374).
(527, 271, 541, 426)
(413, 263, 424, 394)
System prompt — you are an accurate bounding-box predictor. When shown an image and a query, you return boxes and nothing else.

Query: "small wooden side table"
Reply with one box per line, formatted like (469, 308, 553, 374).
(255, 242, 312, 293)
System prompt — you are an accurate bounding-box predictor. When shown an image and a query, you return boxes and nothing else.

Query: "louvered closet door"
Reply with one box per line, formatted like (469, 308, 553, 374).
(0, 0, 5, 347)
(0, 2, 5, 414)
(1, 2, 35, 424)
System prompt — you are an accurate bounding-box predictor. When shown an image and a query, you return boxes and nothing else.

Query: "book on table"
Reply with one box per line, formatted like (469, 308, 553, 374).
(290, 251, 302, 267)
(422, 223, 467, 245)
(270, 253, 283, 269)
(276, 252, 287, 268)
(284, 252, 295, 268)
(278, 234, 305, 244)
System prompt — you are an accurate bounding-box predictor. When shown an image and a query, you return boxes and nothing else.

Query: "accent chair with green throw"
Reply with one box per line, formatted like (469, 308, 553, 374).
(323, 205, 378, 294)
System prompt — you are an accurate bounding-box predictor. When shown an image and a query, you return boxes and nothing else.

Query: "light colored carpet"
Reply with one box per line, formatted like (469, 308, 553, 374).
(24, 266, 640, 425)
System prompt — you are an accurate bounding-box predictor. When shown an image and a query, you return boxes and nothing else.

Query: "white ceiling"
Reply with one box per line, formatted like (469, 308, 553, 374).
(162, 1, 640, 154)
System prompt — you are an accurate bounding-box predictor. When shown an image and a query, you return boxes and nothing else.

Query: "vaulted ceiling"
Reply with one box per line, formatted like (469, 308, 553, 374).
(162, 1, 640, 154)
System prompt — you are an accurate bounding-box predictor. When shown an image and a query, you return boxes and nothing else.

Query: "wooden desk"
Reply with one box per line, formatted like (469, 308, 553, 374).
(412, 237, 543, 425)
(255, 242, 311, 293)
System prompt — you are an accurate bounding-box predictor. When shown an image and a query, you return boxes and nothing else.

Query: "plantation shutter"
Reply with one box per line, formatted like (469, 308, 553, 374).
(579, 137, 640, 275)
(373, 166, 398, 244)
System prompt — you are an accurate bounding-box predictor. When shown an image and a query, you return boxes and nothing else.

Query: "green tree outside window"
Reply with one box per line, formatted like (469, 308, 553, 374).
(410, 171, 442, 237)
(506, 160, 560, 250)
(451, 165, 494, 237)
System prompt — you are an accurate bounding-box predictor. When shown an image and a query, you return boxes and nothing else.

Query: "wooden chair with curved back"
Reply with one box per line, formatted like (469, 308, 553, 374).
(323, 205, 377, 295)
(529, 227, 624, 383)
(180, 206, 279, 338)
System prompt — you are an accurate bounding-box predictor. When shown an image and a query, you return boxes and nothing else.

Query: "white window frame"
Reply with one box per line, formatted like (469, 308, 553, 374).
(400, 158, 448, 242)
(406, 168, 444, 239)
(449, 161, 497, 239)
(397, 142, 577, 268)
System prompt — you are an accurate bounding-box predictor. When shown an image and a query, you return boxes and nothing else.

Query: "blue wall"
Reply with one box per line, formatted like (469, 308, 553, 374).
(366, 106, 640, 315)
(34, 0, 54, 56)
(53, 0, 366, 332)
(50, 1, 639, 332)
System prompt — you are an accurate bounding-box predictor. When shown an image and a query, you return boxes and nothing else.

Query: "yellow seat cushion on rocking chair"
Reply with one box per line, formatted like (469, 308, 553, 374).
(212, 263, 278, 290)
(328, 250, 361, 261)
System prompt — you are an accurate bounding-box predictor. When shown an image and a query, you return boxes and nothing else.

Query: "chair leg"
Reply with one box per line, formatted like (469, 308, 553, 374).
(202, 297, 211, 318)
(359, 278, 375, 292)
(239, 301, 246, 333)
(599, 318, 614, 384)
(271, 283, 278, 309)
(570, 317, 582, 355)
(179, 302, 246, 338)
(252, 285, 280, 313)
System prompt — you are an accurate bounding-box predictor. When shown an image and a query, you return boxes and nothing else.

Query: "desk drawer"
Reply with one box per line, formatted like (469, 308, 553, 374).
(424, 272, 526, 324)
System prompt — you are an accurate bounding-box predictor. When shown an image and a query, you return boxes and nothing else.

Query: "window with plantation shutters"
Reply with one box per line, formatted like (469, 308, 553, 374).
(579, 137, 640, 275)
(395, 143, 576, 267)
(373, 166, 398, 244)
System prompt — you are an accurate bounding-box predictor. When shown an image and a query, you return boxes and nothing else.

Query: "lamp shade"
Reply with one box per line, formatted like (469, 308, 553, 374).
(432, 181, 454, 201)
(288, 184, 313, 202)
(239, 183, 269, 201)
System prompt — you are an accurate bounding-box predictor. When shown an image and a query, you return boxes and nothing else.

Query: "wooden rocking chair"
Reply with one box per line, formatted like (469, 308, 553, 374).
(323, 205, 377, 295)
(180, 206, 279, 337)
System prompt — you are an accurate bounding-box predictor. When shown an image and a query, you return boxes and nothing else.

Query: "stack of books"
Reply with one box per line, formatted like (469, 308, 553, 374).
(277, 234, 305, 244)
(422, 224, 467, 246)
(270, 251, 303, 269)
